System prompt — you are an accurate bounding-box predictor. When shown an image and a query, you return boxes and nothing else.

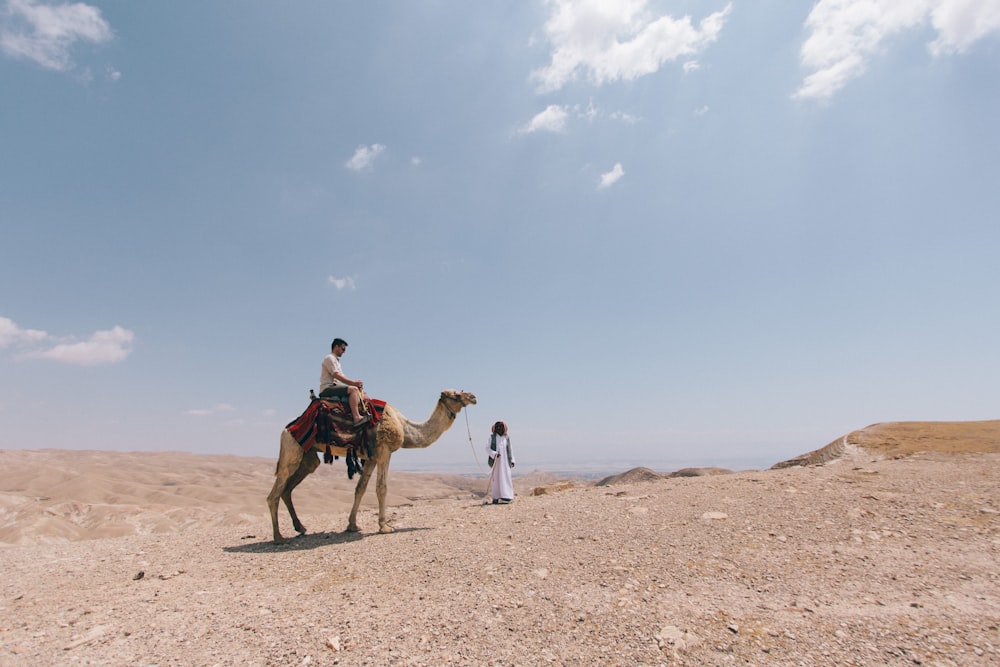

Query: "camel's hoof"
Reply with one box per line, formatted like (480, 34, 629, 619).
(273, 536, 287, 545)
(346, 524, 360, 533)
(294, 525, 307, 535)
(378, 525, 394, 534)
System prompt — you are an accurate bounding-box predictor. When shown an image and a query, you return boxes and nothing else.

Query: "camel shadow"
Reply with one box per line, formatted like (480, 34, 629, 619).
(223, 526, 430, 553)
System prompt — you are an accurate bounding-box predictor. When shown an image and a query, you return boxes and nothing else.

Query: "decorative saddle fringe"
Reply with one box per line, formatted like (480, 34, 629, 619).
(287, 396, 385, 480)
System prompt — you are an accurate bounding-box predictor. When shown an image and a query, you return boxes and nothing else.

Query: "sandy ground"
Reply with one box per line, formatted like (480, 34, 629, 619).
(1, 421, 998, 665)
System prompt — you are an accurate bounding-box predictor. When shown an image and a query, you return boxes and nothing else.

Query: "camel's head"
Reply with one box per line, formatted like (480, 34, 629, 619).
(440, 389, 477, 410)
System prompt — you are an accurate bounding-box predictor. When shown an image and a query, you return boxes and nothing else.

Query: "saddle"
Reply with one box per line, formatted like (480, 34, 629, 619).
(286, 394, 387, 478)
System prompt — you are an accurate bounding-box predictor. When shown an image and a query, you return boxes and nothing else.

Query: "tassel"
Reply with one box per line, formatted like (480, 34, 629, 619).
(324, 445, 333, 464)
(347, 450, 365, 479)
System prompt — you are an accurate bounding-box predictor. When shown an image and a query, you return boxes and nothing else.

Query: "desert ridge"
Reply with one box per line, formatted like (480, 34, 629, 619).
(774, 419, 1000, 466)
(1, 420, 997, 546)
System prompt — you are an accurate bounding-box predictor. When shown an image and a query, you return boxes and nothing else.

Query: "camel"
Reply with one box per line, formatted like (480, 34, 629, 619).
(267, 389, 477, 543)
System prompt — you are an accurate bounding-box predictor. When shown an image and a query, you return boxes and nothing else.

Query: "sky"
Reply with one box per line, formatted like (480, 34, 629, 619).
(2, 0, 999, 474)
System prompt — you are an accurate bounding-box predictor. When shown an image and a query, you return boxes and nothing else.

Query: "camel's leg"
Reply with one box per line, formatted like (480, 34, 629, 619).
(376, 458, 393, 534)
(347, 457, 377, 532)
(283, 452, 319, 535)
(267, 475, 291, 544)
(267, 430, 307, 544)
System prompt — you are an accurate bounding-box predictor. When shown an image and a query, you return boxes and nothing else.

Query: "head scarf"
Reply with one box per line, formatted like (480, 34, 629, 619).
(492, 421, 508, 436)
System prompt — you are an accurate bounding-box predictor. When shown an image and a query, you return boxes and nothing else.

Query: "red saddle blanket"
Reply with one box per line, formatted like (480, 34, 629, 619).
(286, 397, 387, 454)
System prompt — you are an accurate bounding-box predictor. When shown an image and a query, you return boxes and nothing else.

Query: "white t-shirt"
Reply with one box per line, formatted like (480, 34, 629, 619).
(319, 353, 344, 391)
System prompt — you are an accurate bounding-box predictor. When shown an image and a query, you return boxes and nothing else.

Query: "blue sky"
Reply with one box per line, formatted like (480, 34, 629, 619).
(2, 0, 998, 473)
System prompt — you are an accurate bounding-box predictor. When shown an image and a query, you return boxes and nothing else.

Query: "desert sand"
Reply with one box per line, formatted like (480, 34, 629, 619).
(1, 421, 998, 665)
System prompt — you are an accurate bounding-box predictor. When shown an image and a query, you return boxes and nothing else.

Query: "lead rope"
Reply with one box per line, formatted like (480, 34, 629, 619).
(464, 408, 487, 472)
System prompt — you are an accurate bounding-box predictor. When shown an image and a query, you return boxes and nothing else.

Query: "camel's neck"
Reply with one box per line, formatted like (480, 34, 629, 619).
(400, 399, 459, 449)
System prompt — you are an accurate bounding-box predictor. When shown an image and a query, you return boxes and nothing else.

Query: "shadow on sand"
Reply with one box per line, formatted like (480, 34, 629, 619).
(223, 526, 429, 553)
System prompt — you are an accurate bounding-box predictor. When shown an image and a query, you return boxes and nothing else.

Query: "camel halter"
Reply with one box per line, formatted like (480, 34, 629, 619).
(440, 395, 461, 421)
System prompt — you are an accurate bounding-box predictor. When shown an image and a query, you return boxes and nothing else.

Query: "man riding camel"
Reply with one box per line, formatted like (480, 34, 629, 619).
(319, 338, 368, 427)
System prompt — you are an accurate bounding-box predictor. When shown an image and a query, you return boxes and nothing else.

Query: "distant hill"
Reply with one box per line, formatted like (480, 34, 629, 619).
(667, 467, 733, 478)
(596, 465, 735, 486)
(595, 466, 663, 486)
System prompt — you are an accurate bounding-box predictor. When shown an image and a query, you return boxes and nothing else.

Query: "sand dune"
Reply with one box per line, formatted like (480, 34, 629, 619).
(0, 449, 511, 546)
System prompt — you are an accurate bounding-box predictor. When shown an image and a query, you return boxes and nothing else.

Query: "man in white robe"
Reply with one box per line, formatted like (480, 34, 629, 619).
(486, 421, 515, 504)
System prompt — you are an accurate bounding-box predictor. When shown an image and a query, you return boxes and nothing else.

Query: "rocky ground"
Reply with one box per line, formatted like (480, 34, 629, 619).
(1, 424, 999, 665)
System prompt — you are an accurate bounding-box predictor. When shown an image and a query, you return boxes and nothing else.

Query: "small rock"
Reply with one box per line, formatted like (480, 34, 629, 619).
(656, 625, 701, 654)
(701, 511, 728, 521)
(63, 625, 106, 651)
(326, 636, 341, 652)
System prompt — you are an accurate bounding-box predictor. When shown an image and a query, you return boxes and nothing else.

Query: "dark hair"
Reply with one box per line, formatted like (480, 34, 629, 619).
(331, 338, 348, 350)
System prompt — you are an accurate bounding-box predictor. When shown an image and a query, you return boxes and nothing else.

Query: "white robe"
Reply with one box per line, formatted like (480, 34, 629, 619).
(486, 434, 515, 501)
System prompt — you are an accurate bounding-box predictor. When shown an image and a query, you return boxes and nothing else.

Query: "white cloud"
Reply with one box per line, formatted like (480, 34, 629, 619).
(930, 0, 1000, 54)
(521, 102, 641, 134)
(344, 143, 386, 171)
(26, 325, 134, 366)
(185, 403, 236, 417)
(795, 0, 1000, 100)
(520, 104, 570, 133)
(2, 317, 133, 366)
(598, 162, 625, 189)
(683, 60, 702, 73)
(609, 110, 640, 123)
(328, 275, 357, 290)
(0, 316, 49, 347)
(531, 0, 733, 93)
(0, 0, 113, 72)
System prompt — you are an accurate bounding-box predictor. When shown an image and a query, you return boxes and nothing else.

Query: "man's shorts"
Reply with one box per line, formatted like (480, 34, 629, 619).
(319, 385, 349, 398)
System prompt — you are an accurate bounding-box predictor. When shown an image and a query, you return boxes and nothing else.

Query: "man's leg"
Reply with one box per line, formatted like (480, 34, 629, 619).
(348, 387, 363, 422)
